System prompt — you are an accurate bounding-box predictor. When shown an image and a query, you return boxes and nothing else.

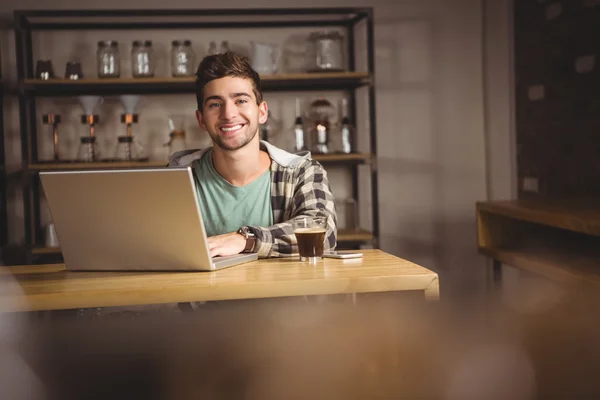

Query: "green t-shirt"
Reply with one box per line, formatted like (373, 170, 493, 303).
(192, 149, 273, 237)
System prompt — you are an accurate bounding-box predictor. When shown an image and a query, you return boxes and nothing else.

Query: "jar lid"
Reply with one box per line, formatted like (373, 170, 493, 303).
(133, 40, 153, 47)
(98, 40, 118, 47)
(172, 39, 192, 46)
(80, 136, 96, 143)
(118, 136, 134, 143)
(308, 31, 343, 40)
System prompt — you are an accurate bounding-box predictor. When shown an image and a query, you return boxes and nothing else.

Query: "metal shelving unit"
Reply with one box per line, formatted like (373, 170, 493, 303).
(0, 42, 8, 251)
(14, 8, 380, 261)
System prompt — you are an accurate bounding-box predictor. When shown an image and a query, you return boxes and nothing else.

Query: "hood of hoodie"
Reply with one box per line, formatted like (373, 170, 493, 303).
(168, 140, 311, 169)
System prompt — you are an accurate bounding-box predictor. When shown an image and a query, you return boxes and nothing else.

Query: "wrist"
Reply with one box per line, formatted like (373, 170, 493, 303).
(237, 226, 256, 253)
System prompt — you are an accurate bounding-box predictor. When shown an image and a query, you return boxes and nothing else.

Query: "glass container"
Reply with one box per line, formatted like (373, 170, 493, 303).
(307, 31, 345, 72)
(171, 40, 196, 77)
(308, 98, 335, 154)
(77, 136, 100, 162)
(166, 115, 187, 155)
(97, 40, 120, 78)
(115, 136, 144, 161)
(132, 40, 154, 78)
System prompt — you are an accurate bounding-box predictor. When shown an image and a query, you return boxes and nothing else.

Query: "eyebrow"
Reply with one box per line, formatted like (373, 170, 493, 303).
(203, 92, 253, 105)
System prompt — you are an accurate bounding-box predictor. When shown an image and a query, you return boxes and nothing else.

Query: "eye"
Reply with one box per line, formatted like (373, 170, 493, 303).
(236, 99, 248, 105)
(208, 102, 221, 109)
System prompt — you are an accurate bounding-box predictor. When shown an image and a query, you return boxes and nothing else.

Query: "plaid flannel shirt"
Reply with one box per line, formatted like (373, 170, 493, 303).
(168, 141, 337, 258)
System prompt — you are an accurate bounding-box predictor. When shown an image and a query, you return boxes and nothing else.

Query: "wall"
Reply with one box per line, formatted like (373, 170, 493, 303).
(514, 0, 600, 199)
(0, 0, 489, 294)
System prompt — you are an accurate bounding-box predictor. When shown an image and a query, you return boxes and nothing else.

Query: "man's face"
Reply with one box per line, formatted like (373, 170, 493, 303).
(196, 76, 268, 151)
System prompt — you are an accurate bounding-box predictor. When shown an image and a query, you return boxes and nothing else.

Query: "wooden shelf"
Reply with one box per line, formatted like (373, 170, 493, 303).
(31, 246, 61, 255)
(477, 199, 600, 237)
(29, 161, 168, 170)
(21, 72, 371, 96)
(28, 153, 371, 171)
(30, 230, 373, 256)
(480, 246, 600, 286)
(338, 229, 374, 242)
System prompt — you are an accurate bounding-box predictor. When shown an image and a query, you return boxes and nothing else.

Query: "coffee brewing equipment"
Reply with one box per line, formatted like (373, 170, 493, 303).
(79, 95, 102, 138)
(116, 95, 144, 161)
(308, 98, 335, 154)
(165, 115, 187, 155)
(78, 96, 103, 162)
(120, 95, 139, 138)
(42, 113, 61, 161)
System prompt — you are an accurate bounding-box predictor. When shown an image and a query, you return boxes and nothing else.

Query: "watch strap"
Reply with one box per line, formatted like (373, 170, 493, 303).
(237, 226, 256, 253)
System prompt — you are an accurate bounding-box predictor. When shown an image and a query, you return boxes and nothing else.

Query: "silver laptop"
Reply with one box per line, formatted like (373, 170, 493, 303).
(39, 167, 258, 271)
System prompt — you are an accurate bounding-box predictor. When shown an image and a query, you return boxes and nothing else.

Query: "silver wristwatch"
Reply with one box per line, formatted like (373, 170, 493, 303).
(237, 226, 256, 253)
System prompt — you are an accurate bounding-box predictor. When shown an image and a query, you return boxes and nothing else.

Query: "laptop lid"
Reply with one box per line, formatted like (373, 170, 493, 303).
(40, 167, 220, 271)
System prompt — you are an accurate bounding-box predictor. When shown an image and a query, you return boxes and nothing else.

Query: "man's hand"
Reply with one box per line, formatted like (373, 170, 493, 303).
(206, 231, 246, 257)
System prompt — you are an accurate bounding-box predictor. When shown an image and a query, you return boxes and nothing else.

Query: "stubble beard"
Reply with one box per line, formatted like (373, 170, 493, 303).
(212, 124, 258, 151)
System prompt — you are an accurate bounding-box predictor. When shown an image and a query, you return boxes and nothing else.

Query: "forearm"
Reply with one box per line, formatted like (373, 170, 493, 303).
(248, 160, 338, 258)
(249, 207, 337, 258)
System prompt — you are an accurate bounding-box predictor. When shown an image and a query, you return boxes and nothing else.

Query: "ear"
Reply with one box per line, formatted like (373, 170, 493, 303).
(196, 109, 207, 132)
(258, 101, 268, 124)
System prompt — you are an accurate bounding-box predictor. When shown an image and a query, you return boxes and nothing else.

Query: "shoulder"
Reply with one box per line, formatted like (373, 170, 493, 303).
(168, 147, 212, 167)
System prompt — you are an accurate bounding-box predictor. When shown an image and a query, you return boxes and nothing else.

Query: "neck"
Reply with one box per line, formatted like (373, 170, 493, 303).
(212, 137, 270, 186)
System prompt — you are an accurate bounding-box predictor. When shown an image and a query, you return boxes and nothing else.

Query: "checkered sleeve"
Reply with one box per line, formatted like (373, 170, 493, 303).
(250, 160, 337, 258)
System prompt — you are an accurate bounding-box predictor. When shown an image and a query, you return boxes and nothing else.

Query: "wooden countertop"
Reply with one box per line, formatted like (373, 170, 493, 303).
(476, 199, 600, 236)
(0, 250, 439, 312)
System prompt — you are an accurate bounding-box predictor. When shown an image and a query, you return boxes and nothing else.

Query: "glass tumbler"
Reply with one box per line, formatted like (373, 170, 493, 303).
(293, 216, 327, 262)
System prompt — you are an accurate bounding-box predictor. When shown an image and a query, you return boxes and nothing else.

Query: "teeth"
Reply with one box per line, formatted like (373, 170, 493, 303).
(221, 124, 243, 132)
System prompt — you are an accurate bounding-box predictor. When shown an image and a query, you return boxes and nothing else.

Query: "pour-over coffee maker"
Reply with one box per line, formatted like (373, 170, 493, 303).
(115, 95, 145, 161)
(165, 115, 187, 156)
(77, 96, 103, 162)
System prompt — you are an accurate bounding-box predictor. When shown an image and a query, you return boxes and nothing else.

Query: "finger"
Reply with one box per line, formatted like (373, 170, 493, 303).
(206, 237, 219, 250)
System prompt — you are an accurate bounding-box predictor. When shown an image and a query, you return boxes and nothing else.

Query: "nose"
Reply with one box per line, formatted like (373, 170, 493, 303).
(220, 100, 238, 121)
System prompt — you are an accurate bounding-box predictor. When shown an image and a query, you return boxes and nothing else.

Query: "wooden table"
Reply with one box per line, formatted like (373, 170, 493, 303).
(476, 199, 600, 287)
(0, 250, 439, 312)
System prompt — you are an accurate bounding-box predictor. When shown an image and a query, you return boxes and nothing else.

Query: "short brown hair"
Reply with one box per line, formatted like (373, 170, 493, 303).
(195, 52, 263, 112)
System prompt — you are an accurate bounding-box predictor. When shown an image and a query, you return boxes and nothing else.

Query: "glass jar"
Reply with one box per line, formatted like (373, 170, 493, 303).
(307, 31, 345, 72)
(308, 98, 335, 154)
(77, 136, 100, 162)
(115, 136, 144, 161)
(171, 40, 196, 77)
(97, 40, 120, 78)
(131, 40, 154, 78)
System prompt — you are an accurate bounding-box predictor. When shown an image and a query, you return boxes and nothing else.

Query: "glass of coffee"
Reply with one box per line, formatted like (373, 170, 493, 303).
(293, 216, 327, 262)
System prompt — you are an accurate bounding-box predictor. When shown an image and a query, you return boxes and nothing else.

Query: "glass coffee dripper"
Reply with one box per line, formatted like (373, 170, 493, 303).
(165, 115, 187, 155)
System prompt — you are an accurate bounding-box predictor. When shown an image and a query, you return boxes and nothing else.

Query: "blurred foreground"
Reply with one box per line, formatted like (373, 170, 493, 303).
(1, 287, 600, 399)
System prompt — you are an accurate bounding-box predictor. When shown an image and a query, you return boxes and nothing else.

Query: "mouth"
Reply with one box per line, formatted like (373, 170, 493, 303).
(219, 124, 246, 135)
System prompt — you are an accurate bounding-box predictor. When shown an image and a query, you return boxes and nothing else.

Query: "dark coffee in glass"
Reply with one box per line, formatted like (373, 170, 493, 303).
(293, 216, 327, 262)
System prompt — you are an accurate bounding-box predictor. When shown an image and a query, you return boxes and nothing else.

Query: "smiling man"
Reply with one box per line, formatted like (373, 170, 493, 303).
(168, 52, 337, 258)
